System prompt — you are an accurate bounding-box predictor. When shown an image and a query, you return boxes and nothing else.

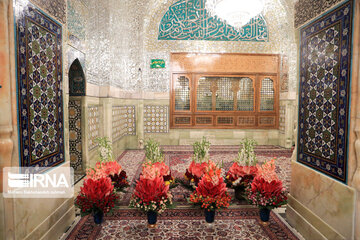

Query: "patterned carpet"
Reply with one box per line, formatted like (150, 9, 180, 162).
(117, 146, 293, 206)
(66, 208, 299, 240)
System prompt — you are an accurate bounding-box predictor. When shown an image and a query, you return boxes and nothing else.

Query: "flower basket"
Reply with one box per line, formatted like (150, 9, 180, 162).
(75, 177, 118, 224)
(245, 160, 288, 225)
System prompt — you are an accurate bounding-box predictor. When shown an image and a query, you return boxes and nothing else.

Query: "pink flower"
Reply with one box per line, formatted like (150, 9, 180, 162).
(188, 161, 208, 178)
(255, 159, 278, 182)
(101, 161, 122, 176)
(141, 161, 169, 180)
(153, 162, 170, 176)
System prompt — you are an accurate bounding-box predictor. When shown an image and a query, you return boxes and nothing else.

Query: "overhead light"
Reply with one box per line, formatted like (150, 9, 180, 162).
(205, 0, 265, 29)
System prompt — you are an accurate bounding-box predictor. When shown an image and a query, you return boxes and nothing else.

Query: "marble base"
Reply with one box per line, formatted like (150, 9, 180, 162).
(287, 195, 343, 240)
(288, 161, 356, 239)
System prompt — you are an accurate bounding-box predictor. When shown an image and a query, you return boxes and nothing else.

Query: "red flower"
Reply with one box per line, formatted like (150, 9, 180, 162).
(134, 176, 169, 203)
(251, 177, 284, 198)
(80, 177, 114, 201)
(196, 176, 227, 198)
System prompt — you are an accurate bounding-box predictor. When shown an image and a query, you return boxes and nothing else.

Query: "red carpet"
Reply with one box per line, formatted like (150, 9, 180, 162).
(66, 208, 299, 240)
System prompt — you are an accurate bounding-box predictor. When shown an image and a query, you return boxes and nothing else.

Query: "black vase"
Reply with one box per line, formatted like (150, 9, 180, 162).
(234, 185, 246, 201)
(93, 210, 104, 224)
(259, 208, 271, 222)
(204, 209, 215, 223)
(147, 210, 157, 227)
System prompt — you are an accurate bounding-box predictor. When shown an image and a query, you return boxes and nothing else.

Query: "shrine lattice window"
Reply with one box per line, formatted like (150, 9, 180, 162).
(170, 53, 279, 129)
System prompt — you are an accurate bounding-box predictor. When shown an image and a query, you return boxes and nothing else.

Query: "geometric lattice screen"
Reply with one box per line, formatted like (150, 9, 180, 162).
(297, 1, 353, 183)
(16, 3, 65, 167)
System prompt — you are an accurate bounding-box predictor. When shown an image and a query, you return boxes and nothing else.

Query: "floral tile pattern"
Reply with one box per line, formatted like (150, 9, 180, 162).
(112, 106, 136, 142)
(143, 105, 169, 133)
(297, 1, 353, 183)
(16, 3, 64, 168)
(88, 106, 100, 150)
(69, 100, 82, 171)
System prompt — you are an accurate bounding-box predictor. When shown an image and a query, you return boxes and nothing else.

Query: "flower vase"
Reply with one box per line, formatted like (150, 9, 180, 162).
(147, 210, 158, 228)
(204, 209, 215, 223)
(259, 208, 271, 225)
(234, 185, 246, 201)
(93, 210, 104, 224)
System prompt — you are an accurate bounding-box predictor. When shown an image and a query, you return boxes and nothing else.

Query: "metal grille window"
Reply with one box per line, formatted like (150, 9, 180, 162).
(260, 78, 275, 111)
(196, 77, 212, 111)
(237, 78, 254, 111)
(174, 76, 190, 111)
(216, 77, 234, 111)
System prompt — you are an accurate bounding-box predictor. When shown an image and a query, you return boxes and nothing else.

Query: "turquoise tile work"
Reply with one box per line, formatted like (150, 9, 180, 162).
(158, 0, 268, 42)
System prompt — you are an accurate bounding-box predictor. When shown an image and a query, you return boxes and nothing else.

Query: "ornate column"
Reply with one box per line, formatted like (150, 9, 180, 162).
(0, 0, 16, 239)
(350, 1, 360, 239)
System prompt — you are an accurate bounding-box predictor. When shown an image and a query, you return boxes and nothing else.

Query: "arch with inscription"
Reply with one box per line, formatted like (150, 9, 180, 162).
(158, 0, 269, 42)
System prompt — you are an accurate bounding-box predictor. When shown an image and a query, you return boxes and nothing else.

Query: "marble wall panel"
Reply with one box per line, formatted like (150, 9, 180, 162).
(279, 105, 286, 134)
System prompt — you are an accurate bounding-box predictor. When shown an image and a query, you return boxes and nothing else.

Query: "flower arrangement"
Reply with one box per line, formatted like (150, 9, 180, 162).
(143, 138, 176, 188)
(75, 177, 118, 216)
(183, 137, 211, 188)
(129, 175, 173, 213)
(86, 160, 129, 192)
(189, 161, 231, 211)
(245, 159, 288, 210)
(85, 137, 130, 192)
(226, 139, 258, 189)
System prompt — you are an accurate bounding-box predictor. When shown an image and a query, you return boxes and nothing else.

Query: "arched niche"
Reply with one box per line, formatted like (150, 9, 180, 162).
(69, 58, 86, 96)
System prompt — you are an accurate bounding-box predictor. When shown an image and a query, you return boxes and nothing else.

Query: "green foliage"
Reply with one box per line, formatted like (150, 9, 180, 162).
(96, 137, 113, 162)
(144, 138, 164, 163)
(192, 136, 211, 163)
(236, 138, 257, 166)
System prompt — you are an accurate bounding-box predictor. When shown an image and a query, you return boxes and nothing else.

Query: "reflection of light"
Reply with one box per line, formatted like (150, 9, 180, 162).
(14, 0, 29, 17)
(205, 0, 264, 29)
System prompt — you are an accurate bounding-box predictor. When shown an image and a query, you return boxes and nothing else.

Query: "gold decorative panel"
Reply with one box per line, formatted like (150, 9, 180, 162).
(88, 106, 100, 150)
(112, 106, 136, 142)
(144, 105, 169, 133)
